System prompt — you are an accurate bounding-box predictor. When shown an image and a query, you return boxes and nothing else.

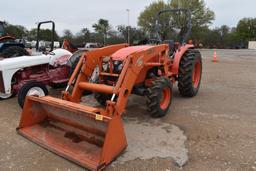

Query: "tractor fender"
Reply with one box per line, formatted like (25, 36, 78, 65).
(0, 68, 20, 94)
(48, 49, 72, 67)
(0, 35, 15, 42)
(171, 44, 194, 75)
(66, 49, 88, 68)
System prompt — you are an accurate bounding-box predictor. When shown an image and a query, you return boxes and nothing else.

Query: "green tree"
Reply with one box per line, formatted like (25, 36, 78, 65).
(27, 28, 59, 41)
(62, 29, 73, 40)
(210, 25, 230, 48)
(138, 0, 214, 41)
(170, 0, 214, 27)
(90, 33, 103, 44)
(236, 18, 256, 42)
(81, 28, 90, 40)
(73, 28, 91, 45)
(92, 19, 111, 45)
(138, 1, 169, 39)
(106, 30, 126, 44)
(27, 28, 37, 40)
(5, 23, 28, 38)
(117, 25, 147, 44)
(195, 25, 240, 49)
(218, 25, 233, 48)
(190, 26, 211, 47)
(40, 29, 59, 41)
(225, 28, 240, 48)
(117, 25, 127, 40)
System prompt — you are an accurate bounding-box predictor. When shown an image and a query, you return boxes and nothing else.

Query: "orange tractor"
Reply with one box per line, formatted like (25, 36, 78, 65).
(17, 9, 202, 170)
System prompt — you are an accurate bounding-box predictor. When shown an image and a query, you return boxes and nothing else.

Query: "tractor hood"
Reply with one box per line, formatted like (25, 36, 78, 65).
(111, 45, 154, 60)
(0, 49, 72, 71)
(0, 55, 49, 70)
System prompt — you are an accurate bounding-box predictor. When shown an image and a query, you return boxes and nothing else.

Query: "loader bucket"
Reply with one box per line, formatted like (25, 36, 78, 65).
(17, 96, 127, 171)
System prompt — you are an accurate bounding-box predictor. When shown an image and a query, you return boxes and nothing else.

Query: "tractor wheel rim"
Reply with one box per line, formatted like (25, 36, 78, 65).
(192, 59, 201, 88)
(26, 87, 45, 97)
(160, 87, 171, 110)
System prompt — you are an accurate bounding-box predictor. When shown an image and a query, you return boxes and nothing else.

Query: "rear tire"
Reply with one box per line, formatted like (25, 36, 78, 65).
(0, 46, 29, 58)
(178, 50, 202, 97)
(146, 77, 172, 118)
(18, 81, 48, 108)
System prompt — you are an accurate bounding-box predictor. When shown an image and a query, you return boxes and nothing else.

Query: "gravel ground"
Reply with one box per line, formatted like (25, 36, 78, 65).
(0, 49, 256, 171)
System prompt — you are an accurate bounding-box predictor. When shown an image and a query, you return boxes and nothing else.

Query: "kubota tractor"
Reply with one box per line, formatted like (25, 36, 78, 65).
(17, 9, 202, 170)
(0, 21, 29, 58)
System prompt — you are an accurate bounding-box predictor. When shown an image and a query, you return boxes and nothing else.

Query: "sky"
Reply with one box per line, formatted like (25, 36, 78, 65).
(1, 0, 256, 34)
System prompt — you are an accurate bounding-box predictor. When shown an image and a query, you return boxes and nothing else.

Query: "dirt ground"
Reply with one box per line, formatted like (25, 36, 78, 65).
(0, 49, 256, 171)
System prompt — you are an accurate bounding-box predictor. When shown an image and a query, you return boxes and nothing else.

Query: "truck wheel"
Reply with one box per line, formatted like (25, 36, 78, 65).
(146, 77, 173, 118)
(0, 46, 29, 58)
(18, 81, 48, 108)
(94, 93, 112, 106)
(178, 50, 202, 97)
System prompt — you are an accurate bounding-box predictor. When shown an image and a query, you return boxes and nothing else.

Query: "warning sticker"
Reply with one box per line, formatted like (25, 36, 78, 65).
(95, 114, 103, 121)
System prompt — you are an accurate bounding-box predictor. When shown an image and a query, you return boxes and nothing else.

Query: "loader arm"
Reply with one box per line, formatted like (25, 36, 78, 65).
(64, 43, 128, 102)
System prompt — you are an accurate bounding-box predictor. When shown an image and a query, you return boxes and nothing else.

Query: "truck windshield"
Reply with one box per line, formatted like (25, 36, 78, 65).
(0, 23, 4, 36)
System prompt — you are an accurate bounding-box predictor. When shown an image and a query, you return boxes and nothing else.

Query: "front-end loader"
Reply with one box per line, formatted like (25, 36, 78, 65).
(17, 9, 202, 170)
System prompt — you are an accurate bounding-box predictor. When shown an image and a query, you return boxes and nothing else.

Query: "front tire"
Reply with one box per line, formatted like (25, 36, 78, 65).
(178, 50, 202, 97)
(94, 93, 111, 106)
(18, 81, 48, 108)
(146, 77, 173, 118)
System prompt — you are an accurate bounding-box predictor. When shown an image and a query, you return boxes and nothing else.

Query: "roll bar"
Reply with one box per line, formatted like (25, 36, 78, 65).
(156, 8, 192, 44)
(36, 21, 55, 52)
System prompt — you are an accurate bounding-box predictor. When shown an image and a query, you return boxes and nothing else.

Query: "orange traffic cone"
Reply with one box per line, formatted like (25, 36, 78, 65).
(212, 49, 218, 62)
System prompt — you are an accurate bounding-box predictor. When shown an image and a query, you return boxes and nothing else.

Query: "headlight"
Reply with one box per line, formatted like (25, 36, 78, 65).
(117, 63, 123, 71)
(113, 60, 120, 65)
(113, 61, 123, 73)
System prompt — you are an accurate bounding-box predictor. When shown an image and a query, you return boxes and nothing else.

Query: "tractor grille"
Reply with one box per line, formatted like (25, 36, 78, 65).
(0, 71, 5, 93)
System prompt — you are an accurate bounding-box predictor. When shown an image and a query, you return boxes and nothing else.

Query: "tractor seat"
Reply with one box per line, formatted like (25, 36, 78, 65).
(163, 40, 181, 57)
